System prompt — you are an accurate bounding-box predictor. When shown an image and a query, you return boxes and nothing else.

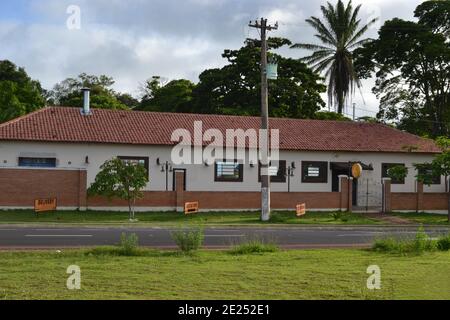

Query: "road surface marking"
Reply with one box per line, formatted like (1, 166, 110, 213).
(204, 235, 245, 237)
(338, 234, 382, 237)
(25, 235, 93, 237)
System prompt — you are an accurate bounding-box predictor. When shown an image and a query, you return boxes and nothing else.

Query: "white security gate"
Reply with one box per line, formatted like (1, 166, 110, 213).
(356, 177, 383, 212)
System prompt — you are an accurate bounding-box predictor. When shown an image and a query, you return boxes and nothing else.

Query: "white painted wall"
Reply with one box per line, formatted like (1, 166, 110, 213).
(0, 141, 446, 194)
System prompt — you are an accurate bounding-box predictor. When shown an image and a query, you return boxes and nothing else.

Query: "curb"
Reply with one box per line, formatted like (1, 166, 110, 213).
(0, 223, 449, 230)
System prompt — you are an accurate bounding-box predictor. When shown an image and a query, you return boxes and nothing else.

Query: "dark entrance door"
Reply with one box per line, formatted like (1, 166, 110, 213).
(352, 178, 358, 206)
(331, 164, 358, 206)
(332, 169, 348, 192)
(172, 169, 186, 191)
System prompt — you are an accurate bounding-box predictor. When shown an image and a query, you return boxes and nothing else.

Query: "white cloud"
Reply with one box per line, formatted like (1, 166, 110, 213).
(0, 0, 425, 114)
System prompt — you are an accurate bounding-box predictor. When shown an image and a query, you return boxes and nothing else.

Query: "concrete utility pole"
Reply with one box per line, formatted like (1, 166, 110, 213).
(249, 18, 278, 222)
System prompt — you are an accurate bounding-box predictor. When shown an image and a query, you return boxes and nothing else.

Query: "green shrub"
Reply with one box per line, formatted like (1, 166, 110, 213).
(171, 228, 204, 253)
(372, 227, 436, 255)
(372, 237, 407, 254)
(229, 239, 279, 255)
(269, 213, 285, 223)
(87, 248, 146, 257)
(437, 234, 450, 251)
(118, 232, 140, 256)
(332, 212, 342, 221)
(412, 226, 436, 253)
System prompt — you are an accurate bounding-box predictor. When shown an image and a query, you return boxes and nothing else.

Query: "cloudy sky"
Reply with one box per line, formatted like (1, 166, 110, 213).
(0, 0, 424, 117)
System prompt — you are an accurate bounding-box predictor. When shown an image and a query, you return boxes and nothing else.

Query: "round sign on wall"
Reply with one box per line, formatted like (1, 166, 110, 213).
(351, 163, 363, 178)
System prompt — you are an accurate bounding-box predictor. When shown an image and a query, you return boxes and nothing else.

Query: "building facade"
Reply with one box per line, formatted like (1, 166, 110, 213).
(0, 106, 447, 213)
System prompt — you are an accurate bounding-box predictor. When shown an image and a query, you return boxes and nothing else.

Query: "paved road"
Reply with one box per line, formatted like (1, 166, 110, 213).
(0, 226, 449, 249)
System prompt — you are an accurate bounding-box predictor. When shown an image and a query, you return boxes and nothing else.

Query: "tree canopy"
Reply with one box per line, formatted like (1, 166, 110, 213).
(88, 158, 148, 221)
(49, 73, 129, 110)
(0, 60, 46, 123)
(191, 37, 326, 118)
(138, 77, 195, 113)
(354, 1, 450, 137)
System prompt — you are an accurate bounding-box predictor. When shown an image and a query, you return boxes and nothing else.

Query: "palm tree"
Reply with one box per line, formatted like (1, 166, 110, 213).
(292, 0, 378, 114)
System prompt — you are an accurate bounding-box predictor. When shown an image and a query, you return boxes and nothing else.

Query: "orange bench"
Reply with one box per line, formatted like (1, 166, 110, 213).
(184, 201, 199, 215)
(296, 203, 306, 217)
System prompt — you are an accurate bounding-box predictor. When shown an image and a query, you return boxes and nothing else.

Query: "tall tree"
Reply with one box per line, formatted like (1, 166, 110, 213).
(50, 73, 129, 110)
(355, 2, 450, 137)
(138, 78, 195, 113)
(192, 37, 326, 118)
(415, 0, 450, 39)
(0, 60, 46, 123)
(291, 0, 377, 114)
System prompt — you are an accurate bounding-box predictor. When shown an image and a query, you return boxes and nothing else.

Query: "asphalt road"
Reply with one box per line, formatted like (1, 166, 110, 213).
(0, 226, 449, 249)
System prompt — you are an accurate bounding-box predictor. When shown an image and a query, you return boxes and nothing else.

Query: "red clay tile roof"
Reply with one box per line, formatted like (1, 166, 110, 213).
(0, 106, 441, 153)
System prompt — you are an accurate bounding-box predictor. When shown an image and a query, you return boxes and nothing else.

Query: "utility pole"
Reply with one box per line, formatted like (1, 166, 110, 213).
(249, 18, 278, 222)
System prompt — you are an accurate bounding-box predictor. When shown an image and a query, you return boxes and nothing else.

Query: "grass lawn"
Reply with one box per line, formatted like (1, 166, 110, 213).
(0, 210, 383, 226)
(0, 249, 448, 300)
(390, 212, 450, 225)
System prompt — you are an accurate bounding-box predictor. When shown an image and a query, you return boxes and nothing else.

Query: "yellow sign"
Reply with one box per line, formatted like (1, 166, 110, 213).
(184, 202, 199, 215)
(351, 163, 363, 179)
(296, 203, 306, 217)
(34, 198, 57, 213)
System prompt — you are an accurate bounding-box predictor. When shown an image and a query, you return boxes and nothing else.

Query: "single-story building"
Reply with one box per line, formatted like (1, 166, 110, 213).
(0, 100, 448, 213)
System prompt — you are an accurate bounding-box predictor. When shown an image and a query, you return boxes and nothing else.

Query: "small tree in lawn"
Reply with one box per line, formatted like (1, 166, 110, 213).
(88, 158, 148, 221)
(415, 137, 450, 222)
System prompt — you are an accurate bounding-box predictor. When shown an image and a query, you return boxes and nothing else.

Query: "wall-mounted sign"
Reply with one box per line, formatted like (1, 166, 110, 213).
(351, 163, 363, 179)
(34, 198, 57, 213)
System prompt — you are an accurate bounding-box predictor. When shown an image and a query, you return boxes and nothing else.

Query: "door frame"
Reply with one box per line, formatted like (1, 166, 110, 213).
(172, 168, 186, 191)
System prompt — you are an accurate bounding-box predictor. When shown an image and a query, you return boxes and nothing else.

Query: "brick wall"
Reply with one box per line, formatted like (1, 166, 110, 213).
(88, 192, 176, 208)
(0, 168, 87, 208)
(87, 191, 340, 210)
(391, 181, 449, 212)
(423, 193, 449, 210)
(0, 168, 347, 211)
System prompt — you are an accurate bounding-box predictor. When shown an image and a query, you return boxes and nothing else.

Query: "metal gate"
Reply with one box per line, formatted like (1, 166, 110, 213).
(355, 177, 383, 212)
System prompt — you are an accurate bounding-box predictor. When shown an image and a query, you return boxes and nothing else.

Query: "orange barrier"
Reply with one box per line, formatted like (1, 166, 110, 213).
(34, 198, 57, 213)
(296, 203, 306, 217)
(184, 201, 199, 215)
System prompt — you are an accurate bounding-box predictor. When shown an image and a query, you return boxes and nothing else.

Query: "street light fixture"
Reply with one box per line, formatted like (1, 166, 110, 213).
(160, 161, 173, 191)
(286, 165, 295, 193)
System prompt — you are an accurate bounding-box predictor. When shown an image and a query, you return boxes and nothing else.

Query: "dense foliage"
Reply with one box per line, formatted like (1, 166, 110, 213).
(0, 60, 46, 123)
(88, 158, 149, 220)
(354, 1, 450, 137)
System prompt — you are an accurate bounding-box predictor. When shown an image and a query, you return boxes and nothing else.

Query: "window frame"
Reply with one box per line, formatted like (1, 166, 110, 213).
(417, 165, 441, 185)
(18, 157, 57, 168)
(381, 163, 406, 184)
(258, 160, 287, 183)
(302, 161, 328, 183)
(214, 160, 244, 182)
(118, 156, 149, 178)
